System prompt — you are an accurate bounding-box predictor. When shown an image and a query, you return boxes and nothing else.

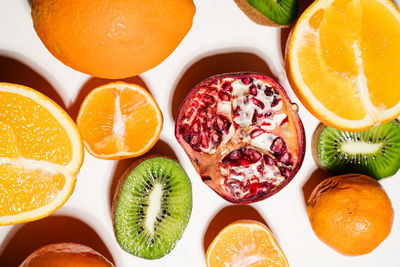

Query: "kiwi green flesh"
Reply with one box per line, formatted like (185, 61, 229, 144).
(247, 0, 298, 25)
(115, 157, 192, 259)
(317, 121, 400, 180)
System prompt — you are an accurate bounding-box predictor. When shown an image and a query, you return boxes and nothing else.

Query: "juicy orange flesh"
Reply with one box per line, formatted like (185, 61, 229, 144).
(78, 86, 159, 155)
(208, 224, 287, 267)
(361, 0, 400, 110)
(298, 0, 400, 120)
(0, 92, 73, 165)
(121, 88, 159, 151)
(0, 165, 65, 216)
(78, 88, 117, 154)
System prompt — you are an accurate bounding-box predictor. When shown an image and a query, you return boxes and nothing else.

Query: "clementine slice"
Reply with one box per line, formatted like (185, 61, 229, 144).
(287, 0, 400, 131)
(77, 82, 163, 159)
(206, 220, 289, 267)
(0, 83, 83, 225)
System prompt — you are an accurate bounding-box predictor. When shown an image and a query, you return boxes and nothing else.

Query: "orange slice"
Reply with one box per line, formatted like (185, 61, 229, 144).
(0, 83, 83, 225)
(287, 0, 400, 131)
(206, 220, 289, 267)
(77, 82, 163, 159)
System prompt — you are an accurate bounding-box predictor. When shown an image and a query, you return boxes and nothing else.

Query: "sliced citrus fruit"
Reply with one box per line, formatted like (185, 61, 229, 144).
(0, 82, 83, 225)
(287, 0, 400, 131)
(206, 220, 289, 267)
(77, 82, 163, 159)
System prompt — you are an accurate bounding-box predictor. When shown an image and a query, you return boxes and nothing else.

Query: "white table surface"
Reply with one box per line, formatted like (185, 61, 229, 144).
(0, 0, 399, 266)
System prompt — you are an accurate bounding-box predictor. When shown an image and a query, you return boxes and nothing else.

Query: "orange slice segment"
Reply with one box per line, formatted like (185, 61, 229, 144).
(206, 220, 289, 267)
(77, 82, 163, 159)
(287, 0, 400, 131)
(0, 83, 83, 225)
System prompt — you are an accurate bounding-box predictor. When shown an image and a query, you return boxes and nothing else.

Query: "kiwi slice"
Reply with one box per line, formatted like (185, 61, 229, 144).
(234, 0, 298, 27)
(114, 157, 192, 259)
(313, 121, 400, 180)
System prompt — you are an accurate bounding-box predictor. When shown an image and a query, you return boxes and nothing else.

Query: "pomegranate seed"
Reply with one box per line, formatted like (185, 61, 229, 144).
(264, 86, 274, 96)
(279, 151, 294, 166)
(252, 98, 265, 109)
(265, 112, 272, 117)
(222, 82, 232, 92)
(249, 85, 257, 96)
(250, 183, 270, 196)
(207, 107, 214, 119)
(206, 119, 213, 129)
(181, 124, 191, 143)
(264, 155, 277, 166)
(211, 133, 222, 145)
(200, 132, 209, 149)
(238, 159, 251, 166)
(250, 128, 264, 138)
(203, 95, 215, 106)
(271, 96, 281, 107)
(249, 150, 262, 162)
(190, 133, 201, 151)
(241, 77, 253, 85)
(192, 119, 201, 133)
(280, 166, 292, 178)
(240, 180, 250, 191)
(198, 106, 206, 117)
(252, 110, 258, 124)
(185, 108, 195, 118)
(227, 150, 241, 160)
(192, 100, 199, 108)
(270, 137, 286, 154)
(218, 90, 231, 101)
(232, 108, 240, 117)
(257, 163, 264, 174)
(215, 115, 230, 133)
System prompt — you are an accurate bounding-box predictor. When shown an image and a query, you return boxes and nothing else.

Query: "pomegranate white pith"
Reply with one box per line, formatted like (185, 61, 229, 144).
(176, 73, 305, 203)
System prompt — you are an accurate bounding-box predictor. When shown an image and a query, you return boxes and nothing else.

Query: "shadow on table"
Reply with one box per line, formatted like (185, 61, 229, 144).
(170, 51, 276, 122)
(301, 168, 331, 206)
(0, 52, 66, 110)
(0, 215, 115, 266)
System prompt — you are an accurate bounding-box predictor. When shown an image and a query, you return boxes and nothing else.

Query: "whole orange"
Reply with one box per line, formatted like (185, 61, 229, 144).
(307, 174, 393, 256)
(31, 0, 195, 79)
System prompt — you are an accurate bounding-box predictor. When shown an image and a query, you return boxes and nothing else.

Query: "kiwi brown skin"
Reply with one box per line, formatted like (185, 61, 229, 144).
(234, 0, 288, 27)
(311, 123, 328, 173)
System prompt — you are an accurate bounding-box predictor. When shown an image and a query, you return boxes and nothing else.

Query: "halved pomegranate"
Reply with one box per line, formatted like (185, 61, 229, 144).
(175, 73, 305, 204)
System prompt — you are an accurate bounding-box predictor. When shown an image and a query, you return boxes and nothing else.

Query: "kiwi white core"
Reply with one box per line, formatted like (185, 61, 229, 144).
(340, 141, 383, 155)
(144, 183, 163, 235)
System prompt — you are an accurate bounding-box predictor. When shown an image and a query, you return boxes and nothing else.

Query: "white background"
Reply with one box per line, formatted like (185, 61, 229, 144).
(0, 0, 399, 266)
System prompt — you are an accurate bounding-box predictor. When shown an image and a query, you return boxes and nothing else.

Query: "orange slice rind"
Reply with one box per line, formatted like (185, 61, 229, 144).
(206, 220, 289, 267)
(0, 83, 83, 225)
(77, 82, 163, 160)
(287, 0, 400, 131)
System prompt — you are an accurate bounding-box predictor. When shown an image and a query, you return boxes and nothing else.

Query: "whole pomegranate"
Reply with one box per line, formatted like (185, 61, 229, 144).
(175, 73, 305, 204)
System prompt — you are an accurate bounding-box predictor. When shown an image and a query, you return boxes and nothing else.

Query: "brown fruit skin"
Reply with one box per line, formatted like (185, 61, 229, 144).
(19, 243, 114, 267)
(307, 174, 393, 256)
(234, 0, 290, 27)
